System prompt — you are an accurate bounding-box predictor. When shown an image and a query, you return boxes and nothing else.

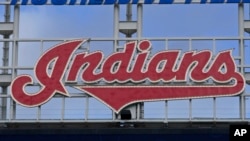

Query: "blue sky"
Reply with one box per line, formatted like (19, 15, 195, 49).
(17, 4, 239, 38)
(0, 3, 249, 119)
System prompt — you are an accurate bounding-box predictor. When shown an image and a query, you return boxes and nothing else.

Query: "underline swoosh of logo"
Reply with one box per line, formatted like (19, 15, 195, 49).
(76, 74, 245, 113)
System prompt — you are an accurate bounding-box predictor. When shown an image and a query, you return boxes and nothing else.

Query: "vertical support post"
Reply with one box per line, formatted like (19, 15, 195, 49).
(164, 101, 168, 122)
(189, 39, 192, 51)
(3, 0, 10, 73)
(137, 4, 144, 119)
(37, 106, 41, 121)
(189, 99, 192, 121)
(212, 39, 216, 54)
(213, 97, 216, 121)
(238, 3, 245, 120)
(136, 103, 140, 120)
(10, 5, 20, 120)
(137, 4, 142, 39)
(113, 4, 119, 120)
(126, 4, 132, 38)
(113, 4, 119, 53)
(165, 39, 168, 50)
(1, 0, 11, 120)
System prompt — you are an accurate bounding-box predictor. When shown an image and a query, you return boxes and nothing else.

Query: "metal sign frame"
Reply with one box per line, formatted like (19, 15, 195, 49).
(0, 2, 249, 123)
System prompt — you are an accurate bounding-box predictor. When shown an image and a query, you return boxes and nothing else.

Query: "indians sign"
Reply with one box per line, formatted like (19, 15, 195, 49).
(11, 40, 245, 113)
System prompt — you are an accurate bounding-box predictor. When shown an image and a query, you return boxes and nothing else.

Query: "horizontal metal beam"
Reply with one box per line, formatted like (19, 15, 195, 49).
(1, 0, 250, 5)
(2, 37, 250, 42)
(1, 118, 250, 123)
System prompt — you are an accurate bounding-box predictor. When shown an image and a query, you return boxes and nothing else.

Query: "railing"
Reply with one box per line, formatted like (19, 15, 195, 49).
(0, 37, 250, 123)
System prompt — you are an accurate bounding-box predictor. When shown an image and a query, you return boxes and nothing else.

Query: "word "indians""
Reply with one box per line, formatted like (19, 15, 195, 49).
(11, 40, 245, 113)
